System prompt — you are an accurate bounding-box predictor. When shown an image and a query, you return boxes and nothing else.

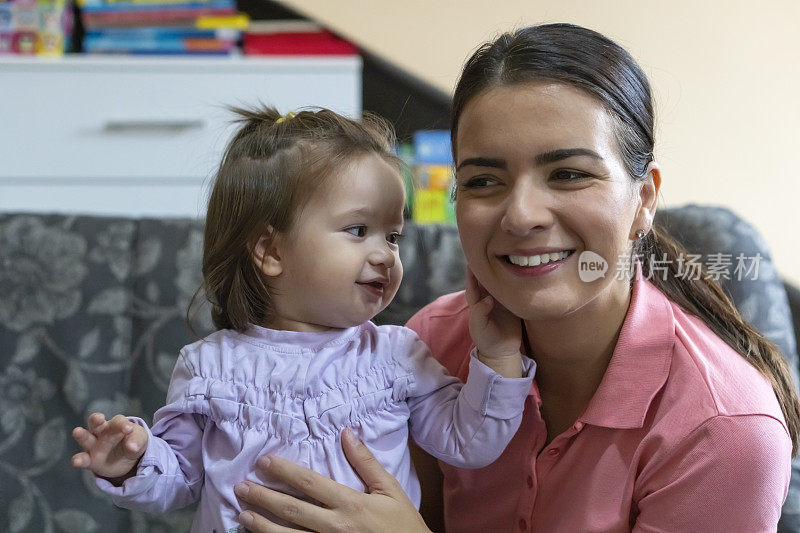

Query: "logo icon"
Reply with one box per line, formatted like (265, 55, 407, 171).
(578, 251, 608, 282)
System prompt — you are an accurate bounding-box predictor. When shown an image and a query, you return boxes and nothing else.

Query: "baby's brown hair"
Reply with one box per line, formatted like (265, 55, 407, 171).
(200, 105, 400, 332)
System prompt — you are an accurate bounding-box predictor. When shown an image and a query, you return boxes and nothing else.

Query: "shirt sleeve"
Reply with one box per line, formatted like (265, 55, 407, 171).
(633, 414, 792, 532)
(400, 330, 535, 469)
(95, 352, 206, 514)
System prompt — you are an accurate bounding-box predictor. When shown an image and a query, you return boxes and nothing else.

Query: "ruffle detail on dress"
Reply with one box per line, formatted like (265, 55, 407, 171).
(167, 361, 417, 442)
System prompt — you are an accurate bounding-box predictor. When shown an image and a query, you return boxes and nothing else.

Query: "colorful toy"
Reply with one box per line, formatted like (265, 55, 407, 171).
(1, 0, 72, 55)
(411, 130, 455, 224)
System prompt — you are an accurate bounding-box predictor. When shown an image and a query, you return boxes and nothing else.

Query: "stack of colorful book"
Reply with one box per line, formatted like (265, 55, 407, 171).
(78, 0, 248, 55)
(0, 0, 73, 55)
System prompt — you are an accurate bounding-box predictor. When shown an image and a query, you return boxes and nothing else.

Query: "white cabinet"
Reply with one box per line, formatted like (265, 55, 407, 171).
(0, 55, 361, 217)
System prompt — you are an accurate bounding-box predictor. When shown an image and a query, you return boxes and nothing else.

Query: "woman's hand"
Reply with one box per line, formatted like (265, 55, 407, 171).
(465, 268, 523, 377)
(234, 428, 431, 533)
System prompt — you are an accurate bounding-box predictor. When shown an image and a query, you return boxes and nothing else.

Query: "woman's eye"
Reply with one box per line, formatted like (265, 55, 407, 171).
(387, 232, 403, 245)
(460, 175, 497, 189)
(551, 170, 590, 181)
(345, 225, 367, 237)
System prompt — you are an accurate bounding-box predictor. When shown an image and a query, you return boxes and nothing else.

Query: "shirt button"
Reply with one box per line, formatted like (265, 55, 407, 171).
(547, 448, 560, 456)
(519, 518, 527, 530)
(527, 475, 534, 488)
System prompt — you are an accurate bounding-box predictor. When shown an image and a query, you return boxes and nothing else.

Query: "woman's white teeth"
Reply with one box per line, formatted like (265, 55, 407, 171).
(508, 250, 571, 266)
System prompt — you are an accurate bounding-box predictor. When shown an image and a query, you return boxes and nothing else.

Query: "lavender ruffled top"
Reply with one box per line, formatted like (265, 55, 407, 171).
(96, 321, 534, 532)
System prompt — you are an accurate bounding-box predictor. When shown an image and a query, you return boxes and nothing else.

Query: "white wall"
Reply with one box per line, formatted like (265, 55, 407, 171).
(281, 0, 800, 285)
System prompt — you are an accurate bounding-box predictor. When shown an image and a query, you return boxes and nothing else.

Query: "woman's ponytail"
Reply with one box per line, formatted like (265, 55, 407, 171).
(638, 227, 800, 456)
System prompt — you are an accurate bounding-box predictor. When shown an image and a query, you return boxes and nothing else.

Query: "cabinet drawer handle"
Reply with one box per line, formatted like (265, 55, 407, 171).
(103, 120, 205, 133)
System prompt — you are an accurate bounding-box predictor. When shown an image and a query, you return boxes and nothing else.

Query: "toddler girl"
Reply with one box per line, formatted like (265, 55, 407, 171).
(70, 106, 534, 532)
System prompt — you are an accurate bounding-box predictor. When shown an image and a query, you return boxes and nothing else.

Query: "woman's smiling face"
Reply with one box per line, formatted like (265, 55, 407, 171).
(454, 81, 657, 322)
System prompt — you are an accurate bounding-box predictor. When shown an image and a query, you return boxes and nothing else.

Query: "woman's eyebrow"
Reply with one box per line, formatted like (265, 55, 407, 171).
(456, 149, 603, 171)
(456, 157, 506, 171)
(535, 148, 604, 165)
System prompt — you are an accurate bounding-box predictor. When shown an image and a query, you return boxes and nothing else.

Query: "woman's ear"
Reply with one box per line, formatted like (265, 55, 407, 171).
(252, 226, 283, 277)
(631, 162, 661, 238)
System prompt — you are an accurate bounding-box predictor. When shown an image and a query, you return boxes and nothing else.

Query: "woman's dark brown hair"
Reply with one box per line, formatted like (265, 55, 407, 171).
(196, 105, 399, 333)
(452, 23, 800, 455)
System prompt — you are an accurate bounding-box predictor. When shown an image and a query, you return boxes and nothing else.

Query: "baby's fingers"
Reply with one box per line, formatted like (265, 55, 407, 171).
(107, 414, 133, 433)
(87, 414, 133, 455)
(488, 296, 517, 322)
(475, 295, 494, 319)
(465, 268, 487, 306)
(87, 412, 106, 434)
(72, 426, 97, 452)
(105, 416, 147, 459)
(122, 424, 148, 456)
(71, 451, 92, 468)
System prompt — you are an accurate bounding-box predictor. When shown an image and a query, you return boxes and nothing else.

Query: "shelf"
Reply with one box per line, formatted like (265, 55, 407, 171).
(0, 53, 362, 217)
(0, 53, 362, 73)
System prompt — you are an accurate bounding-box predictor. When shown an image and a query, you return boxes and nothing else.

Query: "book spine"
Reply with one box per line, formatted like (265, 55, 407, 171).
(86, 0, 221, 5)
(87, 48, 233, 55)
(84, 36, 234, 53)
(82, 7, 236, 28)
(85, 27, 227, 38)
(242, 32, 358, 56)
(84, 34, 232, 49)
(81, 1, 235, 13)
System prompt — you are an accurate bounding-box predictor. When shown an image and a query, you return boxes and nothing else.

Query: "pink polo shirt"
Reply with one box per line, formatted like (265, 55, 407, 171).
(406, 275, 792, 532)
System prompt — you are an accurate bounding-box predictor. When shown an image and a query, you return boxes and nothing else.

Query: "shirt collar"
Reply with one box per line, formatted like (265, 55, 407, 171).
(240, 323, 361, 352)
(578, 272, 675, 429)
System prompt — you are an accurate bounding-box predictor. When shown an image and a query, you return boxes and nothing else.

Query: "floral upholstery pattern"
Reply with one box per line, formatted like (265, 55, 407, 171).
(0, 206, 798, 532)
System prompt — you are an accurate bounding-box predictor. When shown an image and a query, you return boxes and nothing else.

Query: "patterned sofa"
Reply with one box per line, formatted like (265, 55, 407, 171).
(1, 205, 799, 532)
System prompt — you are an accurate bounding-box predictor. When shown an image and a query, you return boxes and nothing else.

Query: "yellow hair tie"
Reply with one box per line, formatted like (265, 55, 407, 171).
(275, 111, 297, 124)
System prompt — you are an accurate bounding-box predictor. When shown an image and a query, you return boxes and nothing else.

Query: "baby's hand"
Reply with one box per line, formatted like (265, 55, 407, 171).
(465, 269, 523, 378)
(71, 412, 148, 482)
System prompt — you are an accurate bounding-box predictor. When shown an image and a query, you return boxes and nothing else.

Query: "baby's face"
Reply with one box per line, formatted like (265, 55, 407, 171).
(267, 153, 406, 331)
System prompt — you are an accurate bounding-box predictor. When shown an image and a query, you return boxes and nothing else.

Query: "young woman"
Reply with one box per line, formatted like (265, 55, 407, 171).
(233, 24, 800, 532)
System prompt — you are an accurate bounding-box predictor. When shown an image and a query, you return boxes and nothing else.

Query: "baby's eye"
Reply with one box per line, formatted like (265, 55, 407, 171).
(345, 225, 367, 237)
(387, 232, 403, 245)
(551, 170, 590, 181)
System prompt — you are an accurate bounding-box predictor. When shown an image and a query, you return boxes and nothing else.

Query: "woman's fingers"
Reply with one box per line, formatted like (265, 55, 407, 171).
(255, 455, 355, 508)
(239, 440, 429, 533)
(341, 428, 404, 498)
(234, 478, 332, 532)
(238, 511, 306, 533)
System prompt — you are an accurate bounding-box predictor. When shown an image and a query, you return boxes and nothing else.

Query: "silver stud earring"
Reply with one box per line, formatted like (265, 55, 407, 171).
(635, 229, 646, 240)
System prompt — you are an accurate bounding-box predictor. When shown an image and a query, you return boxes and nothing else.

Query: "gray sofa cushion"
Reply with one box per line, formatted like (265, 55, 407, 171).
(0, 206, 797, 532)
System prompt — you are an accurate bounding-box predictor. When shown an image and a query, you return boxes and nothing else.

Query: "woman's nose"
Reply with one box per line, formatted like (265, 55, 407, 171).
(500, 179, 554, 236)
